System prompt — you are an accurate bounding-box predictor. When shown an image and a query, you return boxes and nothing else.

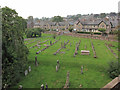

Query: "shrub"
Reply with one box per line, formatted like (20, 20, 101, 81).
(107, 61, 120, 79)
(77, 31, 91, 34)
(68, 28, 73, 32)
(94, 32, 101, 35)
(26, 28, 42, 38)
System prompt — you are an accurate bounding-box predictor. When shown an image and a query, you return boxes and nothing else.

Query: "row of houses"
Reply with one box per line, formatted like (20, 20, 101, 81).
(27, 18, 118, 33)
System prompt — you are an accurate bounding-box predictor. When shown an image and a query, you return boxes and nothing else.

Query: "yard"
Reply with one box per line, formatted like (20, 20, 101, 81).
(13, 33, 118, 88)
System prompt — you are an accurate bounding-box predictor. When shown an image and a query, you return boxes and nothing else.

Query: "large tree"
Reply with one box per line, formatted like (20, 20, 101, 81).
(2, 7, 29, 87)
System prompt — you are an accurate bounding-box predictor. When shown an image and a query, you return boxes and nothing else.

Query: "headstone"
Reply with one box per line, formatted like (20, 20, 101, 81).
(45, 83, 48, 90)
(57, 60, 59, 64)
(41, 84, 44, 90)
(28, 66, 31, 72)
(18, 85, 23, 90)
(81, 65, 83, 74)
(4, 84, 7, 88)
(25, 70, 28, 76)
(61, 42, 63, 48)
(79, 84, 82, 88)
(56, 65, 58, 72)
(35, 56, 38, 66)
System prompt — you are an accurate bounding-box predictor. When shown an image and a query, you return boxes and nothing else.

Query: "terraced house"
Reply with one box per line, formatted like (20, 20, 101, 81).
(33, 21, 74, 30)
(74, 19, 118, 33)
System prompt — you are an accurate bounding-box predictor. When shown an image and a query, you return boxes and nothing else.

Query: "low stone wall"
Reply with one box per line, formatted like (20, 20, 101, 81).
(101, 76, 120, 90)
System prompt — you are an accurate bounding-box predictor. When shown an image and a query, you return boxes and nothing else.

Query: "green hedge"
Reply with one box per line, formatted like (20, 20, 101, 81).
(94, 32, 101, 35)
(77, 31, 91, 34)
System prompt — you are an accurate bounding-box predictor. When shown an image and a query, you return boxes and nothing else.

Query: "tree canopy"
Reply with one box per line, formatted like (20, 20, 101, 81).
(52, 16, 63, 22)
(2, 7, 28, 87)
(26, 28, 43, 38)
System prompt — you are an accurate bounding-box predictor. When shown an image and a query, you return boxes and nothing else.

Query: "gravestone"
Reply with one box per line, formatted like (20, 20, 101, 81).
(56, 65, 58, 72)
(57, 60, 60, 69)
(35, 56, 38, 66)
(18, 85, 23, 90)
(28, 66, 31, 72)
(81, 65, 83, 74)
(61, 42, 63, 48)
(45, 83, 48, 90)
(25, 70, 28, 76)
(41, 84, 44, 90)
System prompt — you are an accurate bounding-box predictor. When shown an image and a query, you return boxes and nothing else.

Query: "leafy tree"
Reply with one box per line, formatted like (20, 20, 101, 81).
(68, 27, 73, 32)
(26, 28, 42, 38)
(2, 7, 29, 87)
(52, 16, 63, 22)
(100, 13, 106, 18)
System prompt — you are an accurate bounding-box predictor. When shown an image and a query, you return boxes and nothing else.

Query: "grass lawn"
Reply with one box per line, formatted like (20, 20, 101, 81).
(13, 33, 118, 88)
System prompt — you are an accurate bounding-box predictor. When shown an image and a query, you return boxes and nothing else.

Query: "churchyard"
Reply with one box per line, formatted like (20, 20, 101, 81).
(14, 33, 118, 88)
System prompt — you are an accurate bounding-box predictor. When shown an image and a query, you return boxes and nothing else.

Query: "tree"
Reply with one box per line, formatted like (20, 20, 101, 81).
(26, 28, 42, 38)
(68, 27, 73, 32)
(100, 13, 106, 18)
(2, 7, 29, 87)
(52, 16, 63, 22)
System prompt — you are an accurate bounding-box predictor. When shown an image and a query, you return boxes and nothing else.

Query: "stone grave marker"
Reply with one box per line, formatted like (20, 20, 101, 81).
(81, 65, 83, 74)
(25, 70, 28, 76)
(35, 56, 38, 66)
(28, 66, 31, 72)
(18, 85, 23, 89)
(56, 65, 58, 72)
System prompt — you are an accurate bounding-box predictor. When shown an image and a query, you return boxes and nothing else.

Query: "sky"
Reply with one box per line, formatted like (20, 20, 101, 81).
(1, 0, 120, 19)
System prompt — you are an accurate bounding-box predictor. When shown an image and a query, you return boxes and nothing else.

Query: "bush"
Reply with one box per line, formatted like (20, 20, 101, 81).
(77, 31, 91, 34)
(107, 61, 120, 79)
(26, 28, 42, 38)
(68, 28, 73, 32)
(94, 32, 101, 35)
(109, 30, 118, 35)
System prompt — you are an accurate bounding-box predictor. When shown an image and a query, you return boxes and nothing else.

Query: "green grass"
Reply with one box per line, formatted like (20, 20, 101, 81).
(13, 33, 118, 88)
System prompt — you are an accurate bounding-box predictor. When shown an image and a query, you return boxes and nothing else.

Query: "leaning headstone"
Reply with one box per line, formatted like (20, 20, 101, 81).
(25, 70, 28, 76)
(28, 66, 31, 72)
(35, 56, 38, 66)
